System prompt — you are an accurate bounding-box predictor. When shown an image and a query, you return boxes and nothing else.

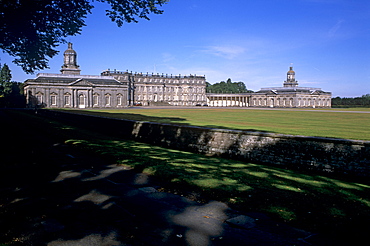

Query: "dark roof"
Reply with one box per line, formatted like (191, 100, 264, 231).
(256, 86, 331, 95)
(25, 74, 126, 86)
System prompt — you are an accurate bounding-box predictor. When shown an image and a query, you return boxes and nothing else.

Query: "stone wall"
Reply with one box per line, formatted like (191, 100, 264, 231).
(36, 109, 370, 177)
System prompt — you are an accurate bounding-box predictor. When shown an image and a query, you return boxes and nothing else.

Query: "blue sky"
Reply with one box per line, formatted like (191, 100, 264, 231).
(1, 0, 369, 97)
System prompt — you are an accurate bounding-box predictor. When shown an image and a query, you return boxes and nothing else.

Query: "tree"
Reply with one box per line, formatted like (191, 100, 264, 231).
(0, 64, 26, 107)
(0, 0, 168, 74)
(206, 78, 252, 93)
(0, 63, 13, 97)
(331, 94, 370, 107)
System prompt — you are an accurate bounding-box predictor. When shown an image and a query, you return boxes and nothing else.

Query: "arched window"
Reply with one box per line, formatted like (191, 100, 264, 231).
(93, 93, 99, 106)
(78, 94, 86, 108)
(50, 92, 58, 106)
(36, 92, 43, 105)
(105, 94, 111, 106)
(117, 93, 123, 106)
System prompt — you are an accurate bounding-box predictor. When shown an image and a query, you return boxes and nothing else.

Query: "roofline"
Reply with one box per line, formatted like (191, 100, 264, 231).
(36, 73, 115, 80)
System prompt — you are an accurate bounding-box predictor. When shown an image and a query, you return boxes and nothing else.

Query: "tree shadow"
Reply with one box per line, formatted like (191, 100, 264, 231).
(63, 136, 370, 245)
(68, 109, 189, 125)
(56, 109, 276, 133)
(2, 109, 369, 245)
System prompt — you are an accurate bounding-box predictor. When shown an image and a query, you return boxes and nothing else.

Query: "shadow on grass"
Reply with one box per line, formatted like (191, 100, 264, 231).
(58, 109, 189, 125)
(3, 109, 370, 245)
(67, 137, 370, 241)
(57, 109, 276, 133)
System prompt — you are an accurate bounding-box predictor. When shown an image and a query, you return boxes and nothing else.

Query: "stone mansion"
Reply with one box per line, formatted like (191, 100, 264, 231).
(24, 43, 331, 108)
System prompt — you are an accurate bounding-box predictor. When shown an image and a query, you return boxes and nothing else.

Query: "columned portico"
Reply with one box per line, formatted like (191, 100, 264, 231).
(206, 93, 251, 107)
(206, 66, 331, 108)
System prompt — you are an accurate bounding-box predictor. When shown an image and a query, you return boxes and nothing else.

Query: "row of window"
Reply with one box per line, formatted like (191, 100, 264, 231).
(136, 94, 206, 101)
(135, 78, 204, 84)
(251, 97, 331, 106)
(136, 86, 205, 93)
(33, 92, 125, 107)
(252, 97, 331, 101)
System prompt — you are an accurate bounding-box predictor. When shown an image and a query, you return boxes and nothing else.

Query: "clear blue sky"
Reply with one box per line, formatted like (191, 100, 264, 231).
(1, 0, 369, 97)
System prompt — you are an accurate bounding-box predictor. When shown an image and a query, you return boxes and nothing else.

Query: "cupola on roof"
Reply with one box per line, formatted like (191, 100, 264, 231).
(64, 42, 77, 55)
(61, 42, 81, 75)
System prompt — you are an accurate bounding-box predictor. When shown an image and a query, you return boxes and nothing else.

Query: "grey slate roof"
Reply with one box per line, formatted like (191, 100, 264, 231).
(24, 73, 126, 86)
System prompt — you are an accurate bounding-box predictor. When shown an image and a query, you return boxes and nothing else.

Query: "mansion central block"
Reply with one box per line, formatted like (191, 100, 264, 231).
(24, 43, 331, 108)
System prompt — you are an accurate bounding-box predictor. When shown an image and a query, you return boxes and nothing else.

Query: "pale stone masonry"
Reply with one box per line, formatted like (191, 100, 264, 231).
(101, 70, 207, 106)
(251, 66, 332, 108)
(24, 73, 128, 108)
(207, 67, 332, 108)
(24, 43, 207, 108)
(24, 43, 331, 108)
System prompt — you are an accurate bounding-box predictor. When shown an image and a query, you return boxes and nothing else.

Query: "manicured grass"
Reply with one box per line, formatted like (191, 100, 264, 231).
(60, 108, 370, 140)
(6, 110, 370, 242)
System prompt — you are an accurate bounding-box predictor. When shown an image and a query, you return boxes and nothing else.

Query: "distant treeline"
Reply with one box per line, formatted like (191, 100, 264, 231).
(332, 94, 370, 108)
(206, 78, 253, 93)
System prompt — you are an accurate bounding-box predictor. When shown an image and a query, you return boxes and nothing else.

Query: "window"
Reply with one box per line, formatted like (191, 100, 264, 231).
(78, 94, 86, 108)
(105, 94, 111, 106)
(93, 94, 99, 106)
(64, 95, 70, 106)
(51, 95, 57, 106)
(117, 94, 123, 106)
(36, 92, 43, 105)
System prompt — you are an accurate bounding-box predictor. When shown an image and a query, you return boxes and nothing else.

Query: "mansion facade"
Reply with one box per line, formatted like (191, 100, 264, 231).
(208, 67, 332, 108)
(24, 43, 331, 108)
(24, 43, 207, 108)
(101, 70, 207, 106)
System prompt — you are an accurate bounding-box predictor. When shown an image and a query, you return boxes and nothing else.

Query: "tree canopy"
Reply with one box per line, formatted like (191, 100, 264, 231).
(0, 63, 12, 97)
(0, 0, 168, 73)
(332, 94, 370, 107)
(0, 63, 26, 107)
(206, 78, 253, 93)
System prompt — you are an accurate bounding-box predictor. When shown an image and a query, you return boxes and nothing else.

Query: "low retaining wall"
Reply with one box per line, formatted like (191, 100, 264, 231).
(36, 109, 370, 177)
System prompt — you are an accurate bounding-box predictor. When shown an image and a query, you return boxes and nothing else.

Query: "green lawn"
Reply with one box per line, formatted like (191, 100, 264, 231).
(60, 108, 370, 141)
(5, 109, 370, 243)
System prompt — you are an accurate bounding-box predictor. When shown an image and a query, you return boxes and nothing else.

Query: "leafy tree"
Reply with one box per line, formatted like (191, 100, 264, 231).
(206, 78, 252, 93)
(0, 63, 13, 97)
(0, 0, 168, 73)
(331, 94, 370, 107)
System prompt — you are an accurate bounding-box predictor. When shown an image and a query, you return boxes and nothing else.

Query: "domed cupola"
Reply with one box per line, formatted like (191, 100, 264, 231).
(284, 66, 298, 87)
(61, 42, 81, 75)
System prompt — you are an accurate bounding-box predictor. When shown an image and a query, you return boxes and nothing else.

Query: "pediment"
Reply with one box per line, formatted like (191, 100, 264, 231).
(310, 90, 322, 95)
(266, 90, 278, 95)
(69, 79, 93, 86)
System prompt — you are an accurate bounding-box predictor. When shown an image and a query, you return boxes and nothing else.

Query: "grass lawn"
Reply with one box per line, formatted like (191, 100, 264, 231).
(59, 108, 370, 141)
(7, 109, 370, 243)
